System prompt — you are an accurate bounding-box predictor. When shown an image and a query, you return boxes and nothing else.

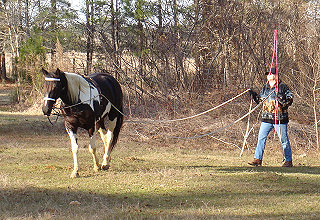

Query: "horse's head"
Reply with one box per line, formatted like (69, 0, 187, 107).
(42, 68, 66, 116)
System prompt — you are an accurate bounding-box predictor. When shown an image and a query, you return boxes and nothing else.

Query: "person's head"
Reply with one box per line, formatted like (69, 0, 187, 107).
(266, 67, 277, 82)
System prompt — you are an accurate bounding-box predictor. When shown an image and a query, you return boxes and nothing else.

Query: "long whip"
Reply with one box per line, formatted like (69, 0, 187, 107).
(268, 29, 280, 136)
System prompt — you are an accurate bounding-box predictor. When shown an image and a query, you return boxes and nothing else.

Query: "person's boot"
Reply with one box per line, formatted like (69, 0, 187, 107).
(248, 158, 262, 166)
(282, 161, 293, 167)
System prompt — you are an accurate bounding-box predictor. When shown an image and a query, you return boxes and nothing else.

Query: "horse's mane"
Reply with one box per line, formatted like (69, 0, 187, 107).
(64, 72, 91, 104)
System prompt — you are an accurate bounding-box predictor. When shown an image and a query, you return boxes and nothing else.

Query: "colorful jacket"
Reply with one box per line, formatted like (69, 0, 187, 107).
(252, 81, 293, 124)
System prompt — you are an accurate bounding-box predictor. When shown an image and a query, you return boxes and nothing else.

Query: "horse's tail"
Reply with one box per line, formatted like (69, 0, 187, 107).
(111, 105, 124, 149)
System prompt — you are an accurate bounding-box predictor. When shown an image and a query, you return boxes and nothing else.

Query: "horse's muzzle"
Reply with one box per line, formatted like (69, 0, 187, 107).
(42, 104, 52, 116)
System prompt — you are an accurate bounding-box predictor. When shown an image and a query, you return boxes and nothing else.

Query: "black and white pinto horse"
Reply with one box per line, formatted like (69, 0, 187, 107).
(42, 68, 123, 178)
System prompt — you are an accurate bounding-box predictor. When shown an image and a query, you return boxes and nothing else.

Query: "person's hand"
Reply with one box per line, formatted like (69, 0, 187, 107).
(277, 94, 293, 109)
(248, 89, 256, 97)
(277, 93, 286, 105)
(248, 89, 259, 104)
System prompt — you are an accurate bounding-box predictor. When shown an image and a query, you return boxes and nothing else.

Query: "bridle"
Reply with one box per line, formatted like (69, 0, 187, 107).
(44, 97, 57, 102)
(44, 77, 62, 124)
(44, 77, 61, 102)
(45, 77, 61, 81)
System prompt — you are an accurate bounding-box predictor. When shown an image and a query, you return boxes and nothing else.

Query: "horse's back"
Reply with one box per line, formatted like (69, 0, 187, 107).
(88, 73, 123, 105)
(89, 72, 120, 88)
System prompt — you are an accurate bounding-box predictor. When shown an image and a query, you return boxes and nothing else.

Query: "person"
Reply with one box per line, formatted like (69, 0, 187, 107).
(248, 67, 293, 167)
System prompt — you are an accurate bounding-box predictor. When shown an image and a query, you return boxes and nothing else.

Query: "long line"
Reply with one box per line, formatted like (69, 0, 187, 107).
(51, 87, 251, 129)
(170, 91, 274, 140)
(126, 89, 250, 124)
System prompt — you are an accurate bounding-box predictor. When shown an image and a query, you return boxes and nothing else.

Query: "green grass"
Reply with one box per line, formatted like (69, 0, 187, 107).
(1, 112, 320, 219)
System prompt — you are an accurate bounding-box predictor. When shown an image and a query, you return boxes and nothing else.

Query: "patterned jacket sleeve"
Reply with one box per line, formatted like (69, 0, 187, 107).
(278, 83, 293, 109)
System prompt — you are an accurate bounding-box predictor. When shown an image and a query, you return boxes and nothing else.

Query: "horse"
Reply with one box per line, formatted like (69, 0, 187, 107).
(42, 68, 124, 178)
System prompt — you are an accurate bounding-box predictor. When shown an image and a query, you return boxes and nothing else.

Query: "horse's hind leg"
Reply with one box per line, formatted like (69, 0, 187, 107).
(88, 134, 100, 172)
(99, 118, 117, 170)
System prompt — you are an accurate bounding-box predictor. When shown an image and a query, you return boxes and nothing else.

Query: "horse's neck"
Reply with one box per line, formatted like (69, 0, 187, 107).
(60, 89, 76, 106)
(64, 73, 86, 103)
(63, 72, 100, 108)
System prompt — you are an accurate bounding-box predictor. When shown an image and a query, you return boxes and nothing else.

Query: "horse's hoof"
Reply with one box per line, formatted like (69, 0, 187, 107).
(70, 172, 80, 178)
(93, 166, 101, 172)
(101, 165, 110, 170)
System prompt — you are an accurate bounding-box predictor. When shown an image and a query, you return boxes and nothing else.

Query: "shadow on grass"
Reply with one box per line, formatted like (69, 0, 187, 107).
(216, 165, 320, 175)
(176, 165, 320, 177)
(1, 185, 320, 219)
(0, 113, 66, 137)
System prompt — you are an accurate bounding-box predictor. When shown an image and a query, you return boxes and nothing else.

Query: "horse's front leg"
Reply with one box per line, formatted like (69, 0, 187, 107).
(88, 134, 100, 172)
(66, 128, 80, 178)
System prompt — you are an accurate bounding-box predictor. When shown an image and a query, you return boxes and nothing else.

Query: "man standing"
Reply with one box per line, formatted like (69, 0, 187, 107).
(248, 67, 293, 167)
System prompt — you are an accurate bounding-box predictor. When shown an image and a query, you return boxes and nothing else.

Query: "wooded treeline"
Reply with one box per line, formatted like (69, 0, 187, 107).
(0, 0, 319, 111)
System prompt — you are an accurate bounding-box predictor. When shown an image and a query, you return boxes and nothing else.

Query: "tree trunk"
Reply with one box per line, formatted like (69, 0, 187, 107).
(158, 0, 163, 35)
(0, 52, 7, 80)
(86, 0, 94, 75)
(138, 20, 144, 78)
(25, 0, 30, 37)
(51, 0, 57, 64)
(110, 0, 120, 76)
(172, 0, 186, 90)
(313, 86, 319, 150)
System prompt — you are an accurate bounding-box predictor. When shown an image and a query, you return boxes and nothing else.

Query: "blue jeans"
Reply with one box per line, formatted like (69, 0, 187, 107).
(254, 122, 292, 162)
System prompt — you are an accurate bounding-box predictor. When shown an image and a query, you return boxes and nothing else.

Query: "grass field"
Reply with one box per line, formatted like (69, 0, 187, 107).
(1, 112, 320, 219)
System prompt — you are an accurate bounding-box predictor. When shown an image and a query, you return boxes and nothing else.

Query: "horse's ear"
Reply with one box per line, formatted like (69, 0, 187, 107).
(56, 68, 64, 77)
(56, 68, 61, 74)
(41, 68, 49, 76)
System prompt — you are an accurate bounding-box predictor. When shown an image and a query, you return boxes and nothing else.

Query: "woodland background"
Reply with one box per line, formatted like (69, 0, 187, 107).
(0, 0, 320, 148)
